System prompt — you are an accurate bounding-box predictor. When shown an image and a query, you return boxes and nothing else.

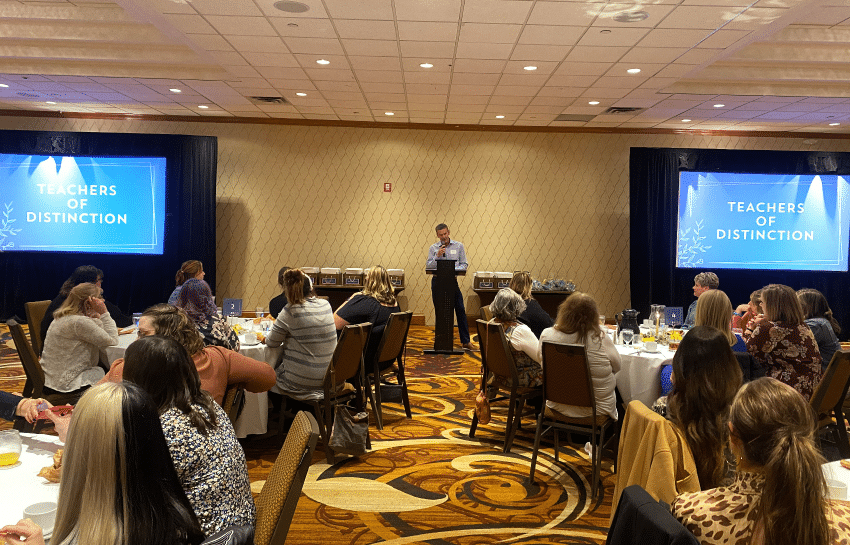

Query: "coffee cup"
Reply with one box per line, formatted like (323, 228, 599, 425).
(644, 341, 658, 352)
(243, 332, 257, 345)
(827, 479, 848, 500)
(24, 502, 57, 534)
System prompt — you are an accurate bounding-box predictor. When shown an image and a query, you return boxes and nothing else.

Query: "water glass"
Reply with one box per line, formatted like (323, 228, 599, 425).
(255, 306, 264, 318)
(0, 429, 22, 466)
(621, 329, 634, 345)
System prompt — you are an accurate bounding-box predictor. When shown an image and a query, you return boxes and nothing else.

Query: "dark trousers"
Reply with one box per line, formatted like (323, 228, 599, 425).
(431, 277, 470, 344)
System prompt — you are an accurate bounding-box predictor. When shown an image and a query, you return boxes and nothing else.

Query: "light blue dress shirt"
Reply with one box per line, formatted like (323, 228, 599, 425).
(426, 239, 468, 270)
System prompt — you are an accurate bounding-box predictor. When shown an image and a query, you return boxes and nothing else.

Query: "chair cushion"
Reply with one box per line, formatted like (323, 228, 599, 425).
(543, 406, 611, 425)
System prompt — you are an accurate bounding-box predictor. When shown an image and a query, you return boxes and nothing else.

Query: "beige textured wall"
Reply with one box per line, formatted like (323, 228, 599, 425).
(3, 115, 850, 324)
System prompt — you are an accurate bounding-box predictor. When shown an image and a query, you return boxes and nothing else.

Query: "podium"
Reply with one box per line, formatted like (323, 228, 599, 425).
(425, 259, 465, 355)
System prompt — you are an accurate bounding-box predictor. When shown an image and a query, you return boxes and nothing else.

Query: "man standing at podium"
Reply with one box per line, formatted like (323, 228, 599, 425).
(426, 223, 475, 350)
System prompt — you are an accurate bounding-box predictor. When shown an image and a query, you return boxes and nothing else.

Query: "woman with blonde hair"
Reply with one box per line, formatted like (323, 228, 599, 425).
(797, 288, 841, 369)
(673, 377, 850, 545)
(0, 382, 205, 545)
(509, 271, 553, 338)
(168, 260, 204, 305)
(695, 289, 746, 351)
(745, 284, 822, 399)
(266, 268, 337, 398)
(40, 282, 119, 400)
(101, 304, 274, 405)
(538, 292, 620, 419)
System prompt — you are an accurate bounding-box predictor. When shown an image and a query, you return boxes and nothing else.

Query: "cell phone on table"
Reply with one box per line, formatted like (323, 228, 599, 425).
(35, 405, 73, 420)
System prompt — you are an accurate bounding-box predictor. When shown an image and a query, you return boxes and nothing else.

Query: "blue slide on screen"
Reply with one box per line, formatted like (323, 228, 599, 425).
(677, 172, 850, 271)
(0, 154, 166, 254)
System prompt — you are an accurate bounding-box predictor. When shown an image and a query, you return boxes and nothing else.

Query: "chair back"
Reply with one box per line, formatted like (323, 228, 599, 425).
(24, 300, 51, 357)
(606, 485, 699, 545)
(222, 383, 246, 425)
(811, 349, 850, 416)
(6, 319, 45, 398)
(329, 323, 372, 388)
(480, 305, 493, 321)
(255, 411, 320, 545)
(375, 311, 413, 366)
(541, 342, 594, 410)
(477, 320, 519, 386)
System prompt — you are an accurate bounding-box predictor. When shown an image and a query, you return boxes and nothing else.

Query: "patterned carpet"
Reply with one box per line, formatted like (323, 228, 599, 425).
(1, 324, 615, 544)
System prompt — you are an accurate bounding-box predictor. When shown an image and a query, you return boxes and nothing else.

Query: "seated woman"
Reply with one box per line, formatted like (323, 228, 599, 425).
(0, 382, 205, 545)
(168, 260, 205, 305)
(538, 292, 620, 420)
(123, 336, 255, 537)
(487, 288, 543, 388)
(673, 377, 850, 545)
(176, 278, 239, 351)
(797, 288, 841, 369)
(40, 282, 119, 400)
(737, 289, 763, 335)
(660, 326, 742, 489)
(509, 271, 554, 338)
(745, 284, 822, 399)
(40, 265, 131, 342)
(266, 269, 337, 399)
(101, 304, 275, 405)
(268, 266, 290, 319)
(334, 265, 401, 367)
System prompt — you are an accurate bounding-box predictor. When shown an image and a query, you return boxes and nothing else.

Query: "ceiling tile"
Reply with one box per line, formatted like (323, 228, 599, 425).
(205, 16, 278, 36)
(323, 0, 393, 20)
(404, 71, 452, 84)
(620, 47, 689, 64)
(456, 41, 513, 59)
(256, 0, 329, 18)
(695, 29, 751, 48)
(360, 81, 404, 93)
(527, 2, 605, 26)
(449, 84, 496, 95)
(335, 19, 396, 39)
(342, 39, 399, 56)
(303, 68, 356, 81)
(192, 0, 263, 16)
(459, 23, 522, 43)
(462, 0, 532, 24)
(225, 35, 289, 53)
(566, 46, 629, 63)
(579, 27, 650, 47)
(518, 25, 585, 46)
(395, 0, 462, 22)
(451, 72, 500, 85)
(348, 56, 400, 71)
(189, 34, 235, 51)
(285, 37, 345, 54)
(492, 85, 541, 96)
(555, 62, 611, 77)
(240, 52, 300, 67)
(399, 41, 456, 58)
(255, 66, 309, 79)
(594, 4, 677, 28)
(167, 14, 218, 34)
(498, 73, 550, 86)
(268, 17, 337, 38)
(511, 44, 570, 62)
(547, 74, 599, 86)
(356, 70, 404, 83)
(397, 21, 459, 41)
(658, 5, 742, 29)
(537, 86, 584, 97)
(504, 60, 559, 74)
(724, 7, 788, 30)
(638, 28, 712, 48)
(451, 59, 507, 73)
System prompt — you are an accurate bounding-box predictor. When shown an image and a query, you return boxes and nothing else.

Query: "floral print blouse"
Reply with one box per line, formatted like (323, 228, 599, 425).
(196, 312, 240, 352)
(673, 471, 850, 545)
(745, 320, 822, 399)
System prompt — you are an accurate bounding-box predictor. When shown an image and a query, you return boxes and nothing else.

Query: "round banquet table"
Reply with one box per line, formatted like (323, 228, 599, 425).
(823, 460, 850, 500)
(0, 433, 62, 529)
(104, 323, 281, 438)
(613, 341, 674, 408)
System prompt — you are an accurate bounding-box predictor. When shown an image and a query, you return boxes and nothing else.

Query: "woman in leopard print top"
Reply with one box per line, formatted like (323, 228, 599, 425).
(673, 378, 850, 545)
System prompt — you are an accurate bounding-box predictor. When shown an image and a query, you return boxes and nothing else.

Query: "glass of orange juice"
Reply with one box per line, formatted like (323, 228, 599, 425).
(0, 429, 22, 466)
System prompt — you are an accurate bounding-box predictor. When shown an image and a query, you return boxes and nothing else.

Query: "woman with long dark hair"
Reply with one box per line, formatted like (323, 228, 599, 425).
(168, 260, 205, 305)
(123, 335, 254, 537)
(673, 377, 850, 545)
(0, 382, 205, 545)
(797, 288, 841, 369)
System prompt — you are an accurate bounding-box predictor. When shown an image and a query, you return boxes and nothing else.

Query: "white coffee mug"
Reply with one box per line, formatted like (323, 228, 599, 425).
(24, 502, 57, 534)
(827, 479, 848, 500)
(644, 341, 658, 352)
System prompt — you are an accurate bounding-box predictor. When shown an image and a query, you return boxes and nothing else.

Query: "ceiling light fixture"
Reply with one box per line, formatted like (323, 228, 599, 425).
(523, 66, 537, 71)
(682, 119, 691, 122)
(0, 84, 8, 88)
(169, 88, 181, 93)
(316, 59, 330, 65)
(198, 105, 209, 109)
(496, 115, 505, 119)
(296, 92, 307, 96)
(713, 104, 725, 108)
(830, 122, 841, 126)
(45, 101, 56, 105)
(588, 101, 600, 105)
(273, 1, 309, 13)
(627, 68, 641, 74)
(420, 63, 433, 68)
(385, 112, 394, 116)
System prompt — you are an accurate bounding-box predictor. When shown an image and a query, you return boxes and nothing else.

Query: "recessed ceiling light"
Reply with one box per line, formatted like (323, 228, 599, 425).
(614, 10, 650, 23)
(588, 101, 600, 105)
(496, 115, 505, 119)
(627, 68, 641, 74)
(45, 101, 56, 105)
(295, 92, 307, 97)
(169, 88, 181, 93)
(682, 119, 691, 122)
(316, 59, 330, 65)
(0, 84, 10, 88)
(385, 112, 394, 116)
(273, 0, 309, 13)
(830, 122, 841, 126)
(198, 105, 209, 109)
(523, 66, 537, 71)
(420, 63, 433, 68)
(713, 104, 725, 108)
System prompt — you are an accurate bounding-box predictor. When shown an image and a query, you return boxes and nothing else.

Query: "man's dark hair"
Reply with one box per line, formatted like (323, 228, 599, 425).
(435, 223, 448, 232)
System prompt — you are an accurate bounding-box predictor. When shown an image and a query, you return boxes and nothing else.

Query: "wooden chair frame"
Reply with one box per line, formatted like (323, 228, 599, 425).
(810, 349, 850, 458)
(24, 300, 51, 358)
(364, 311, 413, 429)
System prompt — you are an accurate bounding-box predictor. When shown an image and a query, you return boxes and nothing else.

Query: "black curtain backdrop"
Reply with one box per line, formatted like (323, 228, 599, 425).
(630, 147, 850, 339)
(0, 130, 217, 321)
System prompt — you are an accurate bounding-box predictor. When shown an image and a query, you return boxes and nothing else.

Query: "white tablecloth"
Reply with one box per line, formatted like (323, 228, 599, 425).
(103, 323, 280, 439)
(0, 433, 62, 527)
(613, 342, 674, 408)
(823, 460, 850, 500)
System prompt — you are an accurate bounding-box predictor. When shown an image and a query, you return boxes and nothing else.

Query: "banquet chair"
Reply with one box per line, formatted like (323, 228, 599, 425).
(222, 383, 246, 426)
(277, 323, 372, 464)
(480, 305, 493, 321)
(254, 410, 319, 545)
(529, 342, 616, 500)
(6, 319, 79, 432)
(809, 349, 850, 458)
(24, 300, 51, 357)
(468, 319, 542, 453)
(364, 311, 413, 429)
(606, 485, 699, 545)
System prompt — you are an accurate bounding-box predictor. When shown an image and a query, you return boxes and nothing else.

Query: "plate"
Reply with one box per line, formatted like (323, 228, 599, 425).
(239, 335, 260, 346)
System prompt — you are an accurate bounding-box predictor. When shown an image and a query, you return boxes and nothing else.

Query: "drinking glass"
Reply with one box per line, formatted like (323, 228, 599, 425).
(132, 312, 142, 329)
(255, 306, 264, 318)
(621, 329, 634, 346)
(599, 315, 606, 325)
(0, 430, 22, 466)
